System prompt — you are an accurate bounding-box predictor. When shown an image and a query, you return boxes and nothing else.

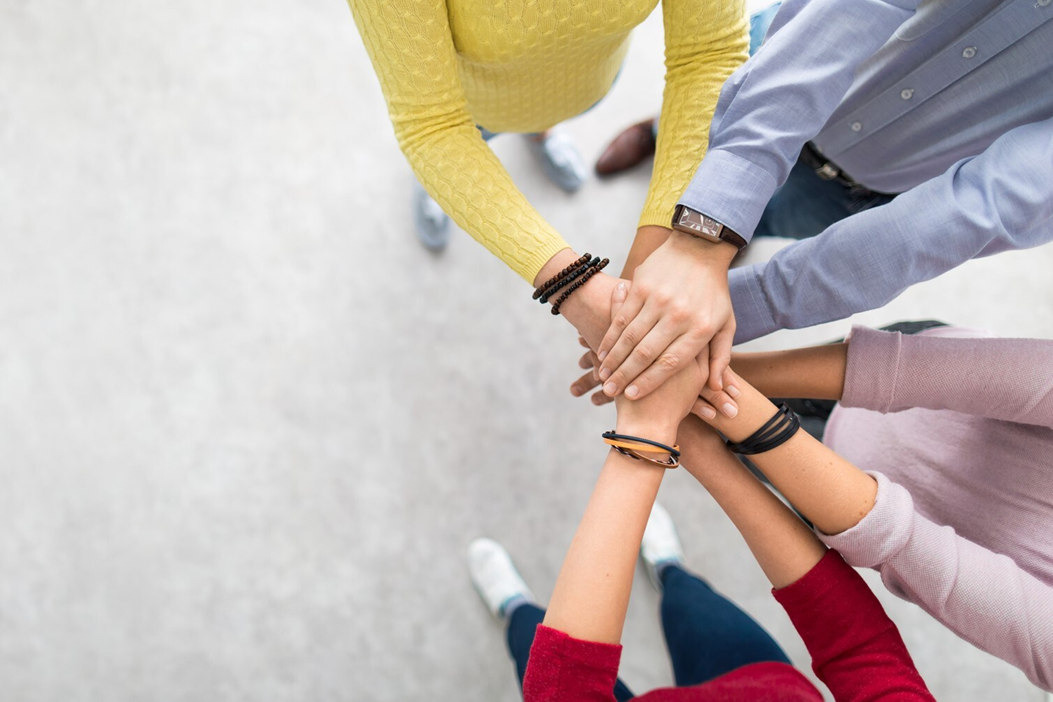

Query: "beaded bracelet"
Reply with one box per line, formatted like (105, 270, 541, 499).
(532, 253, 591, 300)
(540, 256, 600, 304)
(725, 403, 801, 455)
(550, 258, 609, 315)
(602, 431, 681, 468)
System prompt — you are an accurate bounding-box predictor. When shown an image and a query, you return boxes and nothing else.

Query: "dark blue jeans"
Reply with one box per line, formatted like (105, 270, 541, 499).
(754, 159, 897, 240)
(504, 565, 790, 699)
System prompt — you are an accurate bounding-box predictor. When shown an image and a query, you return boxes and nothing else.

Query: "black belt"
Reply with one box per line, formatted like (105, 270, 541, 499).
(799, 142, 895, 198)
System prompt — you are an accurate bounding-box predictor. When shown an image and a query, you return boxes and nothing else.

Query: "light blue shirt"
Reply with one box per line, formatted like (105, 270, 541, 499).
(678, 0, 1053, 342)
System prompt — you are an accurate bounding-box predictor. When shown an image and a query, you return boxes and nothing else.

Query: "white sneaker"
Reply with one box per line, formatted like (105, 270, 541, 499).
(525, 131, 587, 193)
(468, 538, 535, 621)
(640, 502, 685, 591)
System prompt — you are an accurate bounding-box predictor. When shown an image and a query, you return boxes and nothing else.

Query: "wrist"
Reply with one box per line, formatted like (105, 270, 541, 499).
(613, 418, 679, 448)
(559, 272, 616, 350)
(666, 230, 736, 270)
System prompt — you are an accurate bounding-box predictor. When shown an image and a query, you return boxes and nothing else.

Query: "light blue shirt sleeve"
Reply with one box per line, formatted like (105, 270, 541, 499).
(678, 0, 920, 240)
(730, 116, 1053, 343)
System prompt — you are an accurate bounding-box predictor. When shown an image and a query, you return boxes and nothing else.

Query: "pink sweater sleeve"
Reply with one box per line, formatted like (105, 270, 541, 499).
(819, 472, 1053, 691)
(840, 326, 1053, 429)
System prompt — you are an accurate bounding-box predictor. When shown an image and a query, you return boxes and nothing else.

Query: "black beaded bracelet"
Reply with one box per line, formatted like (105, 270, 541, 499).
(533, 253, 591, 300)
(540, 256, 600, 304)
(726, 403, 801, 455)
(550, 258, 609, 315)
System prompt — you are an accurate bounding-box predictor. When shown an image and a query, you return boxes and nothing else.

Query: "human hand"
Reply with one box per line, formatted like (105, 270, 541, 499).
(570, 337, 614, 406)
(595, 231, 739, 415)
(609, 282, 704, 444)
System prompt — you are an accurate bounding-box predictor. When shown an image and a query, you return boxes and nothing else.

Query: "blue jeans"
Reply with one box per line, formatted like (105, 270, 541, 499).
(504, 565, 790, 699)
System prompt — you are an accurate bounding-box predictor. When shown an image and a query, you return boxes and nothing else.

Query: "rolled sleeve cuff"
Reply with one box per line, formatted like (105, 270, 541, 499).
(730, 264, 779, 344)
(677, 149, 779, 244)
(817, 472, 914, 569)
(840, 327, 903, 413)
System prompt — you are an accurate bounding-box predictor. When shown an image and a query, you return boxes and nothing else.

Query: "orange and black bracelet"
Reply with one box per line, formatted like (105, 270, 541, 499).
(602, 431, 680, 468)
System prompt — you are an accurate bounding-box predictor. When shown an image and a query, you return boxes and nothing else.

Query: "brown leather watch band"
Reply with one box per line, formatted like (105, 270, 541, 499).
(671, 205, 747, 250)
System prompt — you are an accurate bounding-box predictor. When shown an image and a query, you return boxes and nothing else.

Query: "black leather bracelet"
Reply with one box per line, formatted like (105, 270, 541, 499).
(726, 403, 801, 455)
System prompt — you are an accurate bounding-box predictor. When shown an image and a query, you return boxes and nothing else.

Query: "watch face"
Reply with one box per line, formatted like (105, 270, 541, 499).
(676, 207, 706, 233)
(676, 208, 723, 240)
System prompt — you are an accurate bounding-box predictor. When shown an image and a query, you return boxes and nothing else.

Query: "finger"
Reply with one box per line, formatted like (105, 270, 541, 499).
(598, 304, 662, 392)
(691, 397, 719, 421)
(616, 334, 697, 401)
(591, 389, 614, 406)
(578, 336, 590, 349)
(721, 366, 740, 400)
(579, 351, 595, 370)
(603, 317, 678, 398)
(707, 324, 736, 394)
(570, 369, 602, 397)
(699, 382, 738, 419)
(596, 284, 644, 365)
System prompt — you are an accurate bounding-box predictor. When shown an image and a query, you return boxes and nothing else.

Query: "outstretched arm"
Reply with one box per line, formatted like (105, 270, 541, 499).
(732, 325, 1053, 428)
(677, 418, 934, 701)
(691, 369, 1053, 690)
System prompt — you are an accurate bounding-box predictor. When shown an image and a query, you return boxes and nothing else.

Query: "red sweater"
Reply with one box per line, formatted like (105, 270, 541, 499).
(523, 551, 935, 702)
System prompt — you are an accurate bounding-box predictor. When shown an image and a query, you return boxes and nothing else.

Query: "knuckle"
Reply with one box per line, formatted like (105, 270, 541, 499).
(621, 327, 641, 346)
(613, 315, 630, 330)
(657, 353, 681, 371)
(631, 345, 655, 364)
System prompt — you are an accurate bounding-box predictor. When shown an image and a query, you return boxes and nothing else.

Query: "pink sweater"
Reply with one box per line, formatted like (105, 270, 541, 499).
(821, 326, 1053, 691)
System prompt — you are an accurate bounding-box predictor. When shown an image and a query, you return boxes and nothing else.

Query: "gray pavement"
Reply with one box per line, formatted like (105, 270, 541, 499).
(1, 1, 1051, 700)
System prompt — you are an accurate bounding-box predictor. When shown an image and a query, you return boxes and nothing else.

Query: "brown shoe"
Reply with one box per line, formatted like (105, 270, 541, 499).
(595, 118, 657, 177)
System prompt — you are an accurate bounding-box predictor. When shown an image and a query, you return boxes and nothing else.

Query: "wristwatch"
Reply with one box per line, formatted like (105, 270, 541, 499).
(671, 205, 747, 250)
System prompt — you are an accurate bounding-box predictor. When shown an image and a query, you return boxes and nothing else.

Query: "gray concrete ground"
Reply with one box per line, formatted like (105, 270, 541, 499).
(1, 1, 1051, 700)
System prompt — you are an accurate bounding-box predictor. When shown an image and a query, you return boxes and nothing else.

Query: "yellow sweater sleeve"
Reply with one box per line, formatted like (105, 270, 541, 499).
(638, 0, 750, 230)
(347, 0, 570, 284)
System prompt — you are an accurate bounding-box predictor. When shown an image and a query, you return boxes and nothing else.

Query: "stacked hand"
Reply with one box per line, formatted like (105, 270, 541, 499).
(571, 231, 741, 418)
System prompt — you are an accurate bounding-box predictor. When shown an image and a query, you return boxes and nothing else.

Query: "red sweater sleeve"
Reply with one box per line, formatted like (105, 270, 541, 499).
(523, 625, 622, 702)
(773, 550, 936, 702)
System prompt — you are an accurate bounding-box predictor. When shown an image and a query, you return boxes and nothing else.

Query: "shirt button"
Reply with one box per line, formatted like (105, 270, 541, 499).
(962, 46, 977, 58)
(900, 88, 914, 100)
(1038, 0, 1051, 7)
(850, 121, 862, 132)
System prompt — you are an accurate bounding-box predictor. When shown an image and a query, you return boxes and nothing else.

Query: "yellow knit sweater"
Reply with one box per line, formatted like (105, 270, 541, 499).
(349, 0, 748, 282)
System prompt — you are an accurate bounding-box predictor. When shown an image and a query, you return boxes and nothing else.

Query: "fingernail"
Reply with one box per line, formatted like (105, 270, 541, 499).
(614, 282, 626, 301)
(571, 386, 582, 396)
(726, 385, 741, 399)
(722, 403, 738, 418)
(599, 368, 611, 381)
(598, 350, 607, 361)
(625, 385, 639, 398)
(699, 405, 717, 419)
(603, 382, 618, 396)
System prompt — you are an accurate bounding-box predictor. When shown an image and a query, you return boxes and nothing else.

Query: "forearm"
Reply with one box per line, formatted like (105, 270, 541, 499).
(544, 451, 666, 644)
(730, 116, 1053, 343)
(731, 343, 847, 400)
(696, 379, 876, 536)
(677, 0, 918, 240)
(677, 417, 825, 588)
